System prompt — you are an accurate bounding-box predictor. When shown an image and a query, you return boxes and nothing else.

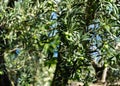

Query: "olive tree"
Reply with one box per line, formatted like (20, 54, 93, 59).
(0, 0, 120, 86)
(0, 0, 56, 86)
(50, 0, 120, 85)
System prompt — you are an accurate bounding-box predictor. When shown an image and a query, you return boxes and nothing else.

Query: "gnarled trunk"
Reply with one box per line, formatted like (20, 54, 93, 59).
(0, 52, 12, 86)
(0, 19, 12, 86)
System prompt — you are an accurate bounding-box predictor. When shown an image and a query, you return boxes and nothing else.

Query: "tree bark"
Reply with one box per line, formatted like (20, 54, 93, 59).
(101, 67, 108, 83)
(51, 31, 75, 86)
(0, 17, 12, 86)
(51, 45, 70, 86)
(0, 51, 12, 86)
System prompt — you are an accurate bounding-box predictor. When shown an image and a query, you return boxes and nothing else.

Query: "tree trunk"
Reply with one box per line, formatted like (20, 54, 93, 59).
(51, 31, 76, 86)
(51, 47, 70, 86)
(0, 24, 12, 86)
(101, 67, 108, 83)
(0, 51, 12, 86)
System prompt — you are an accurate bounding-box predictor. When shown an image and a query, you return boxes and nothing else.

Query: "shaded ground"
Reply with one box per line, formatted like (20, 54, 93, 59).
(68, 81, 120, 86)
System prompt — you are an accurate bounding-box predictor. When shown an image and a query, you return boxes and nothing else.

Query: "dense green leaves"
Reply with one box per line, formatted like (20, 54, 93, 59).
(0, 0, 120, 86)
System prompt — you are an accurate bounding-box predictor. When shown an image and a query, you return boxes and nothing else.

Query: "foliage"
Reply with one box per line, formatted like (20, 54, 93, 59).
(1, 0, 56, 85)
(0, 0, 120, 86)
